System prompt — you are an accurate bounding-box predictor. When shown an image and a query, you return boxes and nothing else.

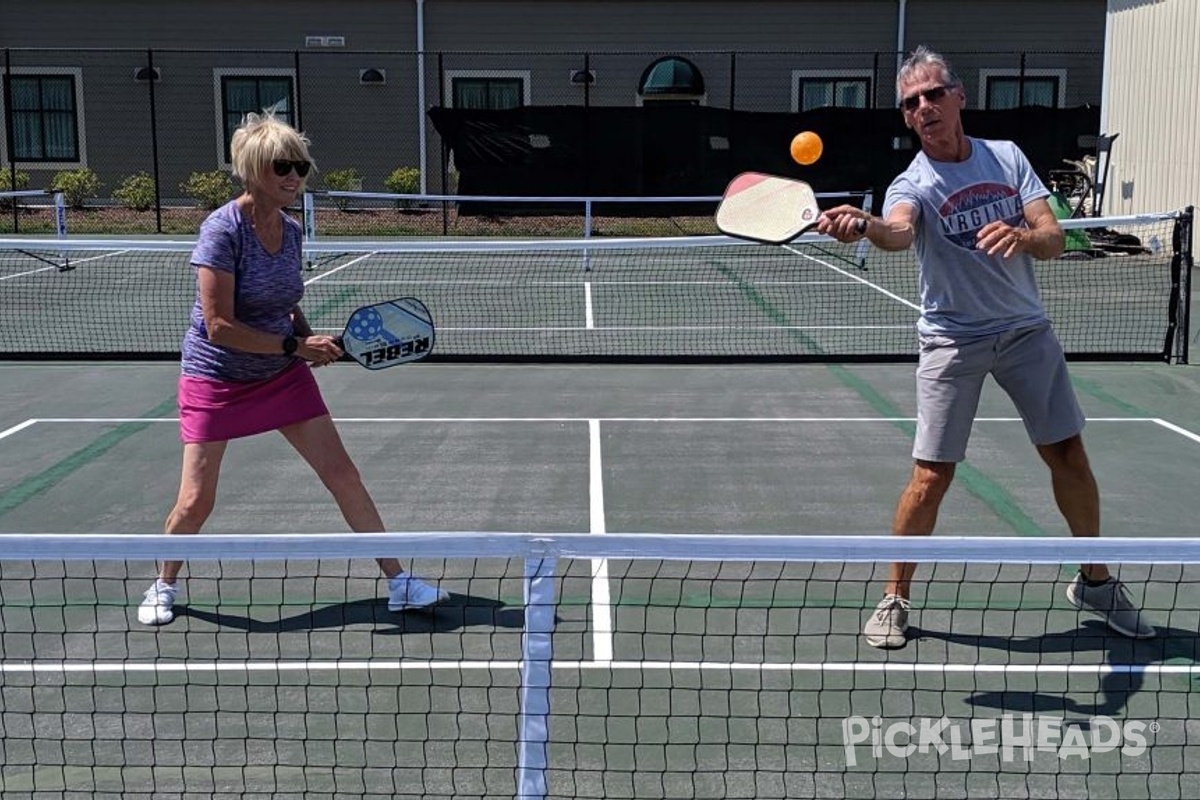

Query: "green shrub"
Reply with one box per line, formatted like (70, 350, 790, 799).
(384, 166, 421, 209)
(51, 168, 101, 209)
(0, 169, 31, 194)
(113, 172, 157, 212)
(322, 168, 362, 192)
(321, 168, 363, 210)
(179, 170, 236, 210)
(384, 166, 420, 195)
(0, 169, 31, 210)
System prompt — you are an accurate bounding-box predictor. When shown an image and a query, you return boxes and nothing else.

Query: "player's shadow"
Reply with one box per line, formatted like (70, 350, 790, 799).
(175, 591, 527, 635)
(915, 620, 1199, 719)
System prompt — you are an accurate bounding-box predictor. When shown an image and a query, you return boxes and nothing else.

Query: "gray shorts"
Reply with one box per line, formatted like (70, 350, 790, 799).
(913, 323, 1085, 463)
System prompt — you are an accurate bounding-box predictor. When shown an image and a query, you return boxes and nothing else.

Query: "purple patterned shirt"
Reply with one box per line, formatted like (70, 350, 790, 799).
(181, 201, 304, 381)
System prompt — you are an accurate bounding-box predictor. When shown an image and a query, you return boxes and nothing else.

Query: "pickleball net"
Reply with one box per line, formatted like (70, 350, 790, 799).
(0, 209, 1191, 363)
(1, 532, 1198, 800)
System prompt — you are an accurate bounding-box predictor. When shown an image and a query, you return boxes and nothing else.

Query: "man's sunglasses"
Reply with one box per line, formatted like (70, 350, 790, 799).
(271, 159, 312, 177)
(900, 85, 949, 112)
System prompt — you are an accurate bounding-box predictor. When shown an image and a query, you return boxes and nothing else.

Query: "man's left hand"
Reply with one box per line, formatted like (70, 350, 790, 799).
(977, 221, 1027, 258)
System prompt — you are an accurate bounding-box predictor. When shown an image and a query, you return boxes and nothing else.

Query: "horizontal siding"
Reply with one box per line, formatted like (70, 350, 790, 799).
(904, 0, 1106, 107)
(0, 1, 1111, 198)
(0, 0, 413, 50)
(1102, 0, 1200, 215)
(424, 1, 897, 52)
(906, 0, 1106, 51)
(3, 1, 1105, 54)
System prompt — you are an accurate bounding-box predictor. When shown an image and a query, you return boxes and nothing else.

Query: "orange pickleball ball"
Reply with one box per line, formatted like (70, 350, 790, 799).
(790, 131, 823, 166)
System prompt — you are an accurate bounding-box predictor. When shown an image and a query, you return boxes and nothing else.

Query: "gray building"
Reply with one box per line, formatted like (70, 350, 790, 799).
(1, 0, 1106, 202)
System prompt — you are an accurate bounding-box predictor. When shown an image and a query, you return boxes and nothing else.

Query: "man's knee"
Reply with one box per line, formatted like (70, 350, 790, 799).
(1037, 434, 1091, 472)
(906, 460, 956, 504)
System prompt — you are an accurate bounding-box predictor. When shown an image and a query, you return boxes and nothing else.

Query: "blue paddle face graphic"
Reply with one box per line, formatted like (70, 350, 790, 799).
(347, 307, 387, 342)
(338, 298, 435, 369)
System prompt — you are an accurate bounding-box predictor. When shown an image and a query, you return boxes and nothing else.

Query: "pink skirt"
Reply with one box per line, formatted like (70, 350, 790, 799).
(178, 361, 330, 443)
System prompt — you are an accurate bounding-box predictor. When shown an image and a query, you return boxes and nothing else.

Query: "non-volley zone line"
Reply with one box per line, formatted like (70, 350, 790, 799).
(2, 659, 1198, 675)
(5, 416, 1190, 426)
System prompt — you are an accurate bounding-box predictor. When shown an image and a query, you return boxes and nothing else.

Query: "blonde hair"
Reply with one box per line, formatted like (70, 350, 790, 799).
(229, 111, 316, 184)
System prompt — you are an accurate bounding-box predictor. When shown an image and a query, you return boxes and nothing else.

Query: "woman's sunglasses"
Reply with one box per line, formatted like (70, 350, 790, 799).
(271, 159, 312, 177)
(900, 85, 949, 112)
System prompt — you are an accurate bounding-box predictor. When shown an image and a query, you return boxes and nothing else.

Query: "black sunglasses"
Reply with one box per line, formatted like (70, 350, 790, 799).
(271, 159, 311, 177)
(900, 85, 949, 112)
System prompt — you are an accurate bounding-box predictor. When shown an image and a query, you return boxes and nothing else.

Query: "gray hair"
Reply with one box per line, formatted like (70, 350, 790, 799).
(896, 46, 961, 101)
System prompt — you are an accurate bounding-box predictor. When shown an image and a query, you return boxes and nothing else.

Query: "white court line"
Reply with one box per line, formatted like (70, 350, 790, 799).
(784, 243, 922, 312)
(315, 279, 861, 286)
(0, 419, 39, 440)
(0, 264, 57, 280)
(2, 659, 1197, 675)
(418, 325, 915, 333)
(1151, 418, 1200, 444)
(14, 416, 1166, 424)
(0, 248, 131, 281)
(302, 251, 380, 285)
(589, 419, 613, 663)
(579, 280, 862, 286)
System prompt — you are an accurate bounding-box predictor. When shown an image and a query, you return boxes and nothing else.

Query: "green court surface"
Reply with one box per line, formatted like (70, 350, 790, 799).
(2, 360, 1200, 799)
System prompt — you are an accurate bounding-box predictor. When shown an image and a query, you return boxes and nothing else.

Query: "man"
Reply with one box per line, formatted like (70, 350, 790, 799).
(817, 46, 1155, 649)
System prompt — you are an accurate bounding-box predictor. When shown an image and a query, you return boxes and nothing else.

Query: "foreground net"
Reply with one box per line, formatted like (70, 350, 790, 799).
(0, 209, 1191, 362)
(1, 532, 1198, 800)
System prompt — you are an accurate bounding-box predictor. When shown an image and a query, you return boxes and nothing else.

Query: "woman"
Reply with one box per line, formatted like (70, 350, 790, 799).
(138, 111, 446, 625)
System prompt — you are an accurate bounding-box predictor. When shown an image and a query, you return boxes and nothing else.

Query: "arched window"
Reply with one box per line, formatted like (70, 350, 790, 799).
(638, 56, 705, 105)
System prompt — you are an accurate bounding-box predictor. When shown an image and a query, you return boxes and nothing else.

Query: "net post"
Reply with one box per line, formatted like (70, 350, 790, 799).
(583, 199, 592, 272)
(54, 192, 71, 271)
(302, 192, 316, 270)
(1176, 206, 1194, 364)
(54, 192, 67, 238)
(515, 556, 555, 800)
(854, 189, 874, 269)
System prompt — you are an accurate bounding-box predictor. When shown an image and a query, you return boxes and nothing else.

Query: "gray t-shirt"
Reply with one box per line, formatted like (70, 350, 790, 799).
(180, 201, 304, 381)
(883, 137, 1051, 337)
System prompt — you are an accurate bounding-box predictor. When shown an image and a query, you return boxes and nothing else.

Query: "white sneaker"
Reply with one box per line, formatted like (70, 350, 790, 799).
(387, 572, 449, 611)
(863, 594, 911, 649)
(137, 579, 178, 625)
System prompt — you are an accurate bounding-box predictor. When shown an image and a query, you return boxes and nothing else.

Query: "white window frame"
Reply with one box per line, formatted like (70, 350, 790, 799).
(978, 68, 1067, 109)
(791, 69, 873, 113)
(0, 66, 88, 170)
(213, 68, 297, 168)
(444, 70, 532, 108)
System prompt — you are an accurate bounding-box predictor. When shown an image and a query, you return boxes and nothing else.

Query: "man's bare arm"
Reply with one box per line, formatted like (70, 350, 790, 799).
(817, 202, 918, 252)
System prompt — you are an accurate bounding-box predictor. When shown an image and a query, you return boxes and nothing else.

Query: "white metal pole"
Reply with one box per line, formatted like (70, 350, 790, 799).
(416, 0, 428, 194)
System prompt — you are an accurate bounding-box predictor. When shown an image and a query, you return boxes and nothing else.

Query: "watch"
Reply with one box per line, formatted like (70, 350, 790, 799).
(282, 335, 298, 356)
